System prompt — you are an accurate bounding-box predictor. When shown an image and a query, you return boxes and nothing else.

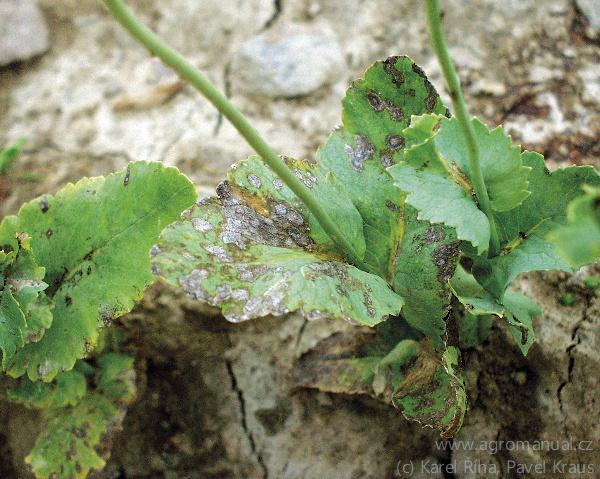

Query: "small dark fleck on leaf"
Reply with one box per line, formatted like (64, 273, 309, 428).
(46, 228, 53, 239)
(123, 165, 131, 187)
(65, 296, 73, 306)
(39, 197, 50, 213)
(520, 327, 528, 345)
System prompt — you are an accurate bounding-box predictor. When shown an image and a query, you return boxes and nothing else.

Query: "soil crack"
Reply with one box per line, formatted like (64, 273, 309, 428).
(226, 360, 269, 479)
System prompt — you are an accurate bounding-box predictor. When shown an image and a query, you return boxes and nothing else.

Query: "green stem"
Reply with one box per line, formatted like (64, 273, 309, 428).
(102, 0, 367, 268)
(424, 0, 500, 257)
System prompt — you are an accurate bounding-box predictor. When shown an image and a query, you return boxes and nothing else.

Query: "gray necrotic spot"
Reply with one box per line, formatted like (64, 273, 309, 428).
(381, 151, 395, 168)
(205, 245, 233, 262)
(217, 182, 314, 250)
(272, 178, 284, 190)
(192, 217, 214, 232)
(247, 174, 262, 189)
(179, 269, 210, 300)
(344, 135, 376, 171)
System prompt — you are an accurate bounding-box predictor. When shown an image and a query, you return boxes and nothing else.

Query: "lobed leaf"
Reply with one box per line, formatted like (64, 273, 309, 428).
(293, 321, 466, 437)
(8, 369, 86, 409)
(0, 161, 196, 381)
(433, 117, 531, 212)
(25, 354, 136, 479)
(473, 152, 600, 298)
(0, 234, 53, 369)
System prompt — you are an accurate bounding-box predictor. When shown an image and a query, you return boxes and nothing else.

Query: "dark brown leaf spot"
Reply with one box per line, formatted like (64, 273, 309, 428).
(123, 165, 131, 187)
(366, 90, 385, 111)
(39, 197, 49, 213)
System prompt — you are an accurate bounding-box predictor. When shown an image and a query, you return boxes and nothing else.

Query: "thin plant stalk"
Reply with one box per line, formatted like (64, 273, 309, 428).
(102, 0, 367, 269)
(424, 0, 501, 257)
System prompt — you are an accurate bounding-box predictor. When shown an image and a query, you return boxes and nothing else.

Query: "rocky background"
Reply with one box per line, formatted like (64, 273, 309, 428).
(0, 0, 599, 478)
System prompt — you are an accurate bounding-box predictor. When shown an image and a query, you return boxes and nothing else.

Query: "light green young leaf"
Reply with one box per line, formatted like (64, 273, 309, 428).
(392, 345, 466, 438)
(450, 266, 540, 355)
(1, 161, 196, 381)
(25, 354, 136, 479)
(153, 178, 402, 327)
(434, 117, 531, 212)
(502, 291, 540, 356)
(473, 153, 600, 298)
(389, 114, 490, 254)
(547, 185, 600, 268)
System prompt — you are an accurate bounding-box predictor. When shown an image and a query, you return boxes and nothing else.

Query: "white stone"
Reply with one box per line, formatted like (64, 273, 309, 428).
(231, 23, 343, 98)
(0, 0, 49, 66)
(576, 0, 600, 30)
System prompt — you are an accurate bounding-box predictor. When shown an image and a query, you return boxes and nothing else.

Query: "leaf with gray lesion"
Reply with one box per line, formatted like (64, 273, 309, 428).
(154, 56, 460, 342)
(153, 175, 403, 327)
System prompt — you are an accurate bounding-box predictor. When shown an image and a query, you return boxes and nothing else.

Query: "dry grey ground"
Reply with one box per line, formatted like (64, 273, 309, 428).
(0, 1, 599, 478)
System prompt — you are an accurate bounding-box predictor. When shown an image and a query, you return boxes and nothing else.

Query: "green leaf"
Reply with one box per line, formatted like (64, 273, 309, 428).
(392, 345, 466, 438)
(547, 185, 600, 268)
(24, 354, 136, 479)
(7, 369, 86, 409)
(450, 266, 540, 355)
(155, 56, 460, 343)
(153, 178, 402, 327)
(434, 117, 531, 212)
(0, 234, 53, 368)
(502, 291, 540, 356)
(0, 288, 27, 370)
(318, 56, 460, 344)
(389, 114, 490, 254)
(473, 153, 600, 298)
(1, 161, 196, 381)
